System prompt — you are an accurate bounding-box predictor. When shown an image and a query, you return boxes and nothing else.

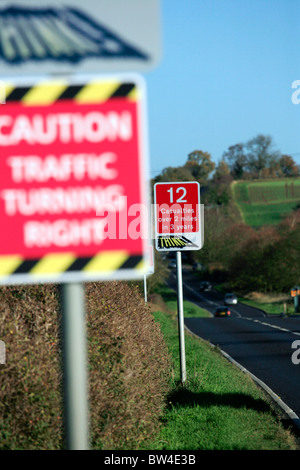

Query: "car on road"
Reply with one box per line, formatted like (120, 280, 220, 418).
(214, 306, 231, 317)
(200, 281, 212, 292)
(224, 293, 238, 305)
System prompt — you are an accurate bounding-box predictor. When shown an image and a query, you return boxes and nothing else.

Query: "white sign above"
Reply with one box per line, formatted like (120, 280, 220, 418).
(0, 0, 162, 76)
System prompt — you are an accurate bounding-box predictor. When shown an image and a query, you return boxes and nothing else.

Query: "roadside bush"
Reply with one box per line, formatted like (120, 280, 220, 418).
(0, 284, 62, 450)
(0, 282, 171, 450)
(86, 281, 171, 449)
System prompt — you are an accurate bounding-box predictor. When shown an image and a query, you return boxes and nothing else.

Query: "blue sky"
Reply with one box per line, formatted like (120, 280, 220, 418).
(144, 0, 300, 178)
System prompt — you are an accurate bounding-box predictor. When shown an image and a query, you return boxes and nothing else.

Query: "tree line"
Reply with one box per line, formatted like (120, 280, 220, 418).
(222, 134, 299, 180)
(154, 134, 299, 186)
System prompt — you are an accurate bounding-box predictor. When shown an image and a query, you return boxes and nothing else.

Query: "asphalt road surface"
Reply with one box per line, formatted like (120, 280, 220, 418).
(168, 266, 300, 422)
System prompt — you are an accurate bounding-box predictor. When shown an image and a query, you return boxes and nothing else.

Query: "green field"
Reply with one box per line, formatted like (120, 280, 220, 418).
(232, 179, 300, 227)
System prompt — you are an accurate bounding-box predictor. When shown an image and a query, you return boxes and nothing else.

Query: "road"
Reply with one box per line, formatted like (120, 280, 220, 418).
(168, 266, 300, 422)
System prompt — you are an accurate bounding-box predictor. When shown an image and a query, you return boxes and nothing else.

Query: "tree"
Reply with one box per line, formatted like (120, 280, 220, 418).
(223, 135, 283, 180)
(213, 160, 231, 180)
(184, 150, 215, 183)
(222, 143, 247, 179)
(227, 216, 300, 293)
(246, 134, 280, 178)
(278, 154, 299, 177)
(196, 208, 231, 270)
(228, 226, 280, 292)
(196, 209, 255, 274)
(154, 165, 194, 183)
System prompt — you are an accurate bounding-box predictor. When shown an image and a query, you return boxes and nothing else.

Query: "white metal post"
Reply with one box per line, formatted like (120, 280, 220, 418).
(176, 251, 186, 384)
(60, 282, 90, 450)
(144, 274, 148, 302)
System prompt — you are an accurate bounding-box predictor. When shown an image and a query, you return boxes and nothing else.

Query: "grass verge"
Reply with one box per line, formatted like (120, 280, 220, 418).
(238, 293, 296, 316)
(145, 287, 299, 450)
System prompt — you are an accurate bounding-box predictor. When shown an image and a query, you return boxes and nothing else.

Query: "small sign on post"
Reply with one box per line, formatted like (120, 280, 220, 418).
(154, 181, 203, 252)
(154, 181, 203, 384)
(291, 286, 300, 313)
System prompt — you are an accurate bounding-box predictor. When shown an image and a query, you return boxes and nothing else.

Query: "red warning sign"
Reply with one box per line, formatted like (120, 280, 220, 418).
(0, 75, 149, 284)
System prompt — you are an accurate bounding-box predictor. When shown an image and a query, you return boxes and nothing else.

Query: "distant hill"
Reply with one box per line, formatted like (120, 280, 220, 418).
(232, 178, 300, 227)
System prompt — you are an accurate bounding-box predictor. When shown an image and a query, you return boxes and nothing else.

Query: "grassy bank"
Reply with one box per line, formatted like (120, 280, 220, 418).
(241, 295, 296, 316)
(145, 288, 298, 450)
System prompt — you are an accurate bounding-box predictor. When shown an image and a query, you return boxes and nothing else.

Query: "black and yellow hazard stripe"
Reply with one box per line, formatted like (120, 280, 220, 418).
(0, 251, 145, 281)
(157, 235, 199, 250)
(4, 78, 138, 105)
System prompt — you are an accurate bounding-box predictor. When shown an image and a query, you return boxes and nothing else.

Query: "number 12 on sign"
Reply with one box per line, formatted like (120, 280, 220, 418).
(167, 186, 187, 203)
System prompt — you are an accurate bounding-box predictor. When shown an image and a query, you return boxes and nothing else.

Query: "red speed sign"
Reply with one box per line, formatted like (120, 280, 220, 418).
(0, 75, 149, 284)
(154, 181, 202, 251)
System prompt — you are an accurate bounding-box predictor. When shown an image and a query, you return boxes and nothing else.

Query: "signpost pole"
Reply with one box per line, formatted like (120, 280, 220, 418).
(176, 251, 186, 384)
(60, 282, 89, 450)
(144, 274, 148, 302)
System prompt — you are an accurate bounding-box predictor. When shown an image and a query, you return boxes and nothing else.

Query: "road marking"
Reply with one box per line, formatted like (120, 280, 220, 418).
(244, 317, 300, 337)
